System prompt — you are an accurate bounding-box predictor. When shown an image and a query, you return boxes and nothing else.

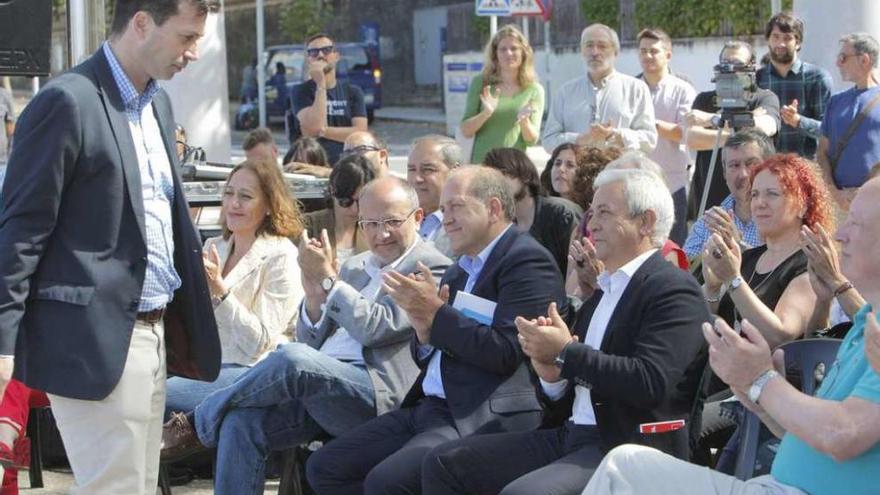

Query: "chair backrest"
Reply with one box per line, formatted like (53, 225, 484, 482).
(733, 338, 842, 480)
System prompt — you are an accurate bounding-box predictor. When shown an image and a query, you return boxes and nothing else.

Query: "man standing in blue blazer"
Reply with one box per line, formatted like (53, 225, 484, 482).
(306, 166, 570, 494)
(0, 1, 221, 493)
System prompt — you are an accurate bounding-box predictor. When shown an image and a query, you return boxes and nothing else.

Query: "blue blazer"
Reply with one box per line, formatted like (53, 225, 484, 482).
(0, 48, 221, 400)
(402, 227, 569, 437)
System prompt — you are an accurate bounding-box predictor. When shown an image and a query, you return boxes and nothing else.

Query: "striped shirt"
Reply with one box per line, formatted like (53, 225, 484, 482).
(103, 42, 181, 311)
(756, 60, 833, 158)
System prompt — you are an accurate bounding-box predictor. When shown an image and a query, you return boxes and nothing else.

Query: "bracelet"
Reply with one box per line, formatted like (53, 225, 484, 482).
(705, 288, 723, 303)
(833, 280, 854, 298)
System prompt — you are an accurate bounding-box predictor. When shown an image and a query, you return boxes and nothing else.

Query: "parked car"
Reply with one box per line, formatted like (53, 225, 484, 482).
(236, 42, 382, 130)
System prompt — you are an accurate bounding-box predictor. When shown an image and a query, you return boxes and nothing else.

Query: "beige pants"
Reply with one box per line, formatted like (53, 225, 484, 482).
(581, 444, 808, 495)
(48, 319, 166, 495)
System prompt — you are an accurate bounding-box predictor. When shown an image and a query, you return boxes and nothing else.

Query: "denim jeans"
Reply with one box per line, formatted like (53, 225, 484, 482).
(193, 342, 376, 495)
(165, 363, 249, 419)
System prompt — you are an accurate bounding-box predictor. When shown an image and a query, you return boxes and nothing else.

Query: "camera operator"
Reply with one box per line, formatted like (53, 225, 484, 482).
(685, 41, 779, 214)
(757, 12, 833, 159)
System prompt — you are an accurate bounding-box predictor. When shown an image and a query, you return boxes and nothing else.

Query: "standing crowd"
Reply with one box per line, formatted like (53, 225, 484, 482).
(0, 1, 878, 495)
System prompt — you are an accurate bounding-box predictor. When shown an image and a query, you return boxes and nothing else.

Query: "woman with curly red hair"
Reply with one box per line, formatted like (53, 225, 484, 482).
(696, 153, 835, 469)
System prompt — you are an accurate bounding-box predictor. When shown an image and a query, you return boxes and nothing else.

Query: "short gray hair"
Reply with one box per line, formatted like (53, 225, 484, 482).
(841, 32, 880, 68)
(593, 169, 674, 247)
(581, 23, 621, 54)
(412, 134, 462, 168)
(454, 166, 516, 221)
(360, 176, 420, 211)
(605, 151, 669, 188)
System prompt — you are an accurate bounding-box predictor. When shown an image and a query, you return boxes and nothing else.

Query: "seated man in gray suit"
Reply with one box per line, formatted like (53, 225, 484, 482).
(160, 176, 452, 494)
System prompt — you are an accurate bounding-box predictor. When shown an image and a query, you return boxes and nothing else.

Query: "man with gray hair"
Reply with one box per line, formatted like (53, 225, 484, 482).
(160, 176, 451, 494)
(420, 169, 709, 495)
(406, 134, 462, 257)
(818, 32, 880, 211)
(542, 23, 657, 153)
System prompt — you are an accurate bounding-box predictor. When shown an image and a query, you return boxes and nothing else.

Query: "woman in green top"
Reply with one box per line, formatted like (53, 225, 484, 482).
(460, 25, 545, 163)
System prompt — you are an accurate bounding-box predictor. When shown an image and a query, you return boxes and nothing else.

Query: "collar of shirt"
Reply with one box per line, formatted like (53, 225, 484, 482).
(419, 210, 444, 240)
(588, 69, 618, 90)
(596, 248, 658, 295)
(457, 224, 512, 287)
(363, 238, 421, 281)
(770, 58, 804, 78)
(102, 42, 160, 114)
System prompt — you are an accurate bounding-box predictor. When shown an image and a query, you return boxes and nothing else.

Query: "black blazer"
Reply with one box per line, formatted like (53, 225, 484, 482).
(0, 48, 221, 400)
(402, 227, 569, 437)
(549, 251, 709, 459)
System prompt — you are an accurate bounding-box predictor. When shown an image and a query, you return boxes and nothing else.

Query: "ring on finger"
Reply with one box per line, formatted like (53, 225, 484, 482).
(712, 248, 723, 260)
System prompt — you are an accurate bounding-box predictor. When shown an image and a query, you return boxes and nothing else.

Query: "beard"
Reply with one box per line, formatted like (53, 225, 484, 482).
(769, 48, 795, 65)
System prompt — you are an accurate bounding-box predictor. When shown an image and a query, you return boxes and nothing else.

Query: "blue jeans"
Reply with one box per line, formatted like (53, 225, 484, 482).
(165, 363, 248, 419)
(193, 343, 376, 495)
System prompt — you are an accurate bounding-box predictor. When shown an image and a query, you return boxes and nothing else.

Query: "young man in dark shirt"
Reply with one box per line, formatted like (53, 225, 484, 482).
(291, 33, 367, 165)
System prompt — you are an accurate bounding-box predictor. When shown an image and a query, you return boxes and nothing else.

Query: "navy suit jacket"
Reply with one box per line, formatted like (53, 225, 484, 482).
(0, 48, 221, 400)
(546, 251, 710, 459)
(402, 227, 569, 437)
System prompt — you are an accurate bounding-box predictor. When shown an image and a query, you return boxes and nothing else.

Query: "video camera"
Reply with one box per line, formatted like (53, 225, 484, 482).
(712, 62, 757, 129)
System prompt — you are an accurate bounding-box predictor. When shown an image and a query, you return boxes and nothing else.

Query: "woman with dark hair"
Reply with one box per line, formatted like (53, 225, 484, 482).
(166, 158, 305, 415)
(482, 147, 581, 274)
(460, 25, 544, 163)
(283, 136, 331, 177)
(302, 153, 376, 263)
(539, 143, 579, 200)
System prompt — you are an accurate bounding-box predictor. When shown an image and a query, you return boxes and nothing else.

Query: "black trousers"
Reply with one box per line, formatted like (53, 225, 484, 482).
(305, 397, 461, 495)
(422, 422, 604, 495)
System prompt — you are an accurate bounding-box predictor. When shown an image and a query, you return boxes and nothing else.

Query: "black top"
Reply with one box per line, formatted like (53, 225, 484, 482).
(717, 244, 808, 328)
(528, 195, 583, 275)
(290, 80, 366, 164)
(689, 89, 780, 217)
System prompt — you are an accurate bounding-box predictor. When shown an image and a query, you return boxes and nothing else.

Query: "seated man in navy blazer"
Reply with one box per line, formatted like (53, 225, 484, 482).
(306, 166, 569, 494)
(421, 168, 710, 495)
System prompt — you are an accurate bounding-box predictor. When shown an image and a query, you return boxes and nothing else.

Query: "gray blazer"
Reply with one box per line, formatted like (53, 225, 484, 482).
(296, 239, 451, 415)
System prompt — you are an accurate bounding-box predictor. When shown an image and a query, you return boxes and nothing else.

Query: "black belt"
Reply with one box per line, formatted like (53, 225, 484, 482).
(136, 307, 166, 324)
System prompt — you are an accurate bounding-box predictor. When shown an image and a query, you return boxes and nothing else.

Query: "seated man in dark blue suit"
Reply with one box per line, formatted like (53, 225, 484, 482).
(421, 168, 710, 495)
(305, 166, 569, 494)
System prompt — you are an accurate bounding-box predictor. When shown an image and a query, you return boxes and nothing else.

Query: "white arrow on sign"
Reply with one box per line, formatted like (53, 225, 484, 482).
(475, 0, 511, 16)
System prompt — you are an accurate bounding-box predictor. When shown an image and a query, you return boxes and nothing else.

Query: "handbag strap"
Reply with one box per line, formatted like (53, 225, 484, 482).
(830, 90, 880, 182)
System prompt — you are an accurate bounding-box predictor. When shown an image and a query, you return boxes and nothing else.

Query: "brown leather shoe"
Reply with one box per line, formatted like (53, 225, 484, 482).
(161, 412, 206, 462)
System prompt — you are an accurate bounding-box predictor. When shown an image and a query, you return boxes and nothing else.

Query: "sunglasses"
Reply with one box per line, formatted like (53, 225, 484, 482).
(307, 45, 335, 58)
(344, 144, 382, 155)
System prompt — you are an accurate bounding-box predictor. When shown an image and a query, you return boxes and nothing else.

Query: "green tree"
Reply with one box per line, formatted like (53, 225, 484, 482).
(279, 0, 334, 42)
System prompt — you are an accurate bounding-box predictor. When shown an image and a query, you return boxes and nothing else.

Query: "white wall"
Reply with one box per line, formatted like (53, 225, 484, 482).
(161, 5, 231, 164)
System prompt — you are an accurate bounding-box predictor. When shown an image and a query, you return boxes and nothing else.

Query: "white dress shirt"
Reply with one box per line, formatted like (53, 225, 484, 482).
(541, 249, 658, 425)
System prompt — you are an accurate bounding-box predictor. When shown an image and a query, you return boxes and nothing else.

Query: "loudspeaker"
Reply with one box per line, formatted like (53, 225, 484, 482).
(0, 0, 53, 76)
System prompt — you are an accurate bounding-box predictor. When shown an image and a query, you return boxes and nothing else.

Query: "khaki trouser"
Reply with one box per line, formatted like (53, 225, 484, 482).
(581, 444, 808, 495)
(49, 319, 166, 495)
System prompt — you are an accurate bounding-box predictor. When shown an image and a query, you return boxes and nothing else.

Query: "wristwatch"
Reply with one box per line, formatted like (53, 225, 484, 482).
(748, 369, 779, 404)
(321, 276, 336, 293)
(554, 341, 574, 369)
(728, 275, 744, 292)
(710, 113, 723, 128)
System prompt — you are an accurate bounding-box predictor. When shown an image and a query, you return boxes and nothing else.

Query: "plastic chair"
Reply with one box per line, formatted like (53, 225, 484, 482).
(733, 338, 842, 480)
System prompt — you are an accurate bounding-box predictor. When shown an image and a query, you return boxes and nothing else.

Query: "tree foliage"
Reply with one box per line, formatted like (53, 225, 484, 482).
(581, 0, 795, 39)
(280, 0, 335, 42)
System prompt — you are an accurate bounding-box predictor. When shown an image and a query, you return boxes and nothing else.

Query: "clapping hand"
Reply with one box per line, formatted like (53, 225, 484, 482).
(569, 237, 603, 297)
(298, 229, 338, 287)
(480, 86, 500, 115)
(800, 224, 846, 302)
(702, 231, 742, 292)
(704, 207, 743, 246)
(702, 318, 775, 391)
(382, 262, 449, 344)
(516, 303, 577, 382)
(203, 244, 228, 298)
(517, 100, 535, 124)
(781, 98, 802, 128)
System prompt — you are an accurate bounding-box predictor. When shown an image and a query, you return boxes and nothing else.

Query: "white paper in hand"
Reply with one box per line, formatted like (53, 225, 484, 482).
(452, 291, 497, 326)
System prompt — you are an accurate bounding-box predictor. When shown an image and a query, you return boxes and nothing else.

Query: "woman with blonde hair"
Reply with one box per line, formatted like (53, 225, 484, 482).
(165, 158, 305, 415)
(460, 24, 545, 163)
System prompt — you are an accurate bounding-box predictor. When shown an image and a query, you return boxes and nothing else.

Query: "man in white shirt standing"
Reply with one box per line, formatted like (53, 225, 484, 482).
(421, 169, 709, 495)
(636, 28, 697, 246)
(542, 24, 657, 154)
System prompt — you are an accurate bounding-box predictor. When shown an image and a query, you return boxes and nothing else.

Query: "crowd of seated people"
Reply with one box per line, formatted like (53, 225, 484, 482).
(5, 6, 880, 495)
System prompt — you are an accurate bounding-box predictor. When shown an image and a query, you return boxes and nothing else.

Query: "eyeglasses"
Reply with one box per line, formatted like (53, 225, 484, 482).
(306, 45, 335, 58)
(837, 52, 859, 63)
(344, 144, 382, 155)
(358, 209, 417, 232)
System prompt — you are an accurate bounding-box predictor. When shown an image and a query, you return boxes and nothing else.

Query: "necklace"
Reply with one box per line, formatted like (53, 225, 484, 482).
(731, 246, 799, 332)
